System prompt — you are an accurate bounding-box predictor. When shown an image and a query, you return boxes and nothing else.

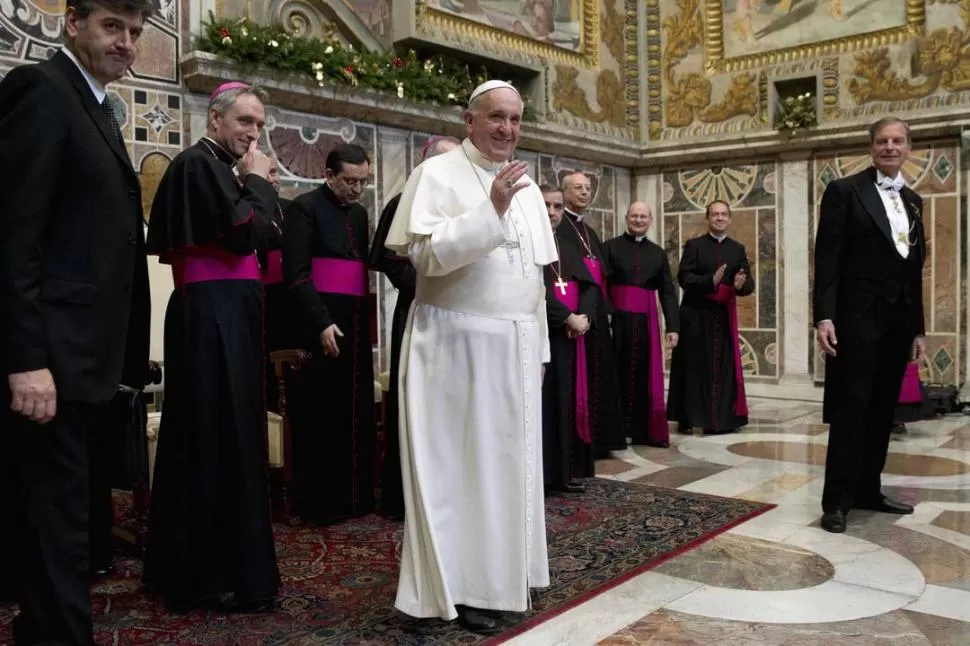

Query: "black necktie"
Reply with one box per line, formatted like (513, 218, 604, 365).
(101, 97, 123, 144)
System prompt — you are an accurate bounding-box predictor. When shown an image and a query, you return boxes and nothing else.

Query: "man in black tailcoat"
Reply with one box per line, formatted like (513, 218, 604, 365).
(814, 116, 926, 533)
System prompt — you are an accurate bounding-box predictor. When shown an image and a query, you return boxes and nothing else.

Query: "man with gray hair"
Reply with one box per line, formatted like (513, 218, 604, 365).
(385, 81, 557, 634)
(0, 0, 153, 642)
(814, 116, 925, 533)
(144, 81, 280, 612)
(368, 134, 459, 521)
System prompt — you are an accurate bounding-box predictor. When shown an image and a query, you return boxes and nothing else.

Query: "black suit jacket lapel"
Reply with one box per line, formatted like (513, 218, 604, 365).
(855, 168, 895, 249)
(49, 51, 135, 178)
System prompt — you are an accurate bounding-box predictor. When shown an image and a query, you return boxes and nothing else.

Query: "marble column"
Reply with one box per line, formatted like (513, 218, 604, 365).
(960, 139, 970, 406)
(375, 127, 410, 376)
(615, 167, 633, 239)
(778, 154, 813, 387)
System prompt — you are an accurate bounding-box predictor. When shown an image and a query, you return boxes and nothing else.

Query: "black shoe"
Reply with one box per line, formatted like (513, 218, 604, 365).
(90, 564, 116, 581)
(644, 440, 670, 448)
(456, 605, 503, 635)
(892, 424, 907, 434)
(854, 497, 914, 515)
(821, 510, 846, 533)
(563, 481, 586, 494)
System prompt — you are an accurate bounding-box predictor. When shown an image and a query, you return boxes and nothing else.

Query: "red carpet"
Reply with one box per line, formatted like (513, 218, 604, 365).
(0, 478, 772, 644)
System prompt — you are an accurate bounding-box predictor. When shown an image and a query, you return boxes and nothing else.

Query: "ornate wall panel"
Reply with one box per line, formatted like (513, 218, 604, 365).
(660, 162, 780, 377)
(809, 144, 965, 387)
(650, 0, 969, 144)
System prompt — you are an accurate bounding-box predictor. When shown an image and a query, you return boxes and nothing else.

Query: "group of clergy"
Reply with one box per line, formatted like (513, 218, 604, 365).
(138, 78, 756, 618)
(536, 179, 755, 495)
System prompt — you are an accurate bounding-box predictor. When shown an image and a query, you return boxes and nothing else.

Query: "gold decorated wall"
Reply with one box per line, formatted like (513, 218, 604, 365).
(649, 0, 970, 142)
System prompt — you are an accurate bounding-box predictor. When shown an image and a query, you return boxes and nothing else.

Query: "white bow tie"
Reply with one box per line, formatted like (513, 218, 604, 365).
(877, 175, 905, 192)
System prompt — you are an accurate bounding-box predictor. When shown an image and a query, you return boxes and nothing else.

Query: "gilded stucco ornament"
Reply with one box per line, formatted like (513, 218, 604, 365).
(848, 2, 970, 105)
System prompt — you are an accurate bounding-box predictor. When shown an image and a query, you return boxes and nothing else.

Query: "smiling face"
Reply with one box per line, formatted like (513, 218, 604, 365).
(707, 201, 731, 236)
(870, 120, 911, 178)
(208, 92, 266, 159)
(464, 88, 522, 163)
(562, 172, 592, 212)
(626, 202, 653, 236)
(64, 2, 145, 85)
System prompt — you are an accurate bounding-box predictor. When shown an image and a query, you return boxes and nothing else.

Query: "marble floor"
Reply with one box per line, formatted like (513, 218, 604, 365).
(510, 398, 970, 645)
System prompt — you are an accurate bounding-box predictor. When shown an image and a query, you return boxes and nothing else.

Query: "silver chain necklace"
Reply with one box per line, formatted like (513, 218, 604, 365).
(462, 146, 520, 265)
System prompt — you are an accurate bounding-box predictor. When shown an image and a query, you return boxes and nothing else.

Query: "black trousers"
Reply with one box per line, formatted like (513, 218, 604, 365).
(822, 324, 912, 513)
(3, 397, 113, 646)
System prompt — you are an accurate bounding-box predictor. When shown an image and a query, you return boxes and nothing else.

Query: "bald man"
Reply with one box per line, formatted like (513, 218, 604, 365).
(556, 171, 625, 456)
(604, 203, 679, 447)
(368, 134, 459, 520)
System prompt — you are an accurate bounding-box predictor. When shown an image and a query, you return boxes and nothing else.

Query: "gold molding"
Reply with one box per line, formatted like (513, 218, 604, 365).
(703, 0, 925, 74)
(623, 0, 640, 130)
(415, 0, 601, 69)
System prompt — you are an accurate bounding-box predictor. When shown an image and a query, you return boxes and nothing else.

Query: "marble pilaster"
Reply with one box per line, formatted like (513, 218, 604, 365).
(778, 155, 812, 385)
(961, 140, 970, 407)
(375, 128, 410, 374)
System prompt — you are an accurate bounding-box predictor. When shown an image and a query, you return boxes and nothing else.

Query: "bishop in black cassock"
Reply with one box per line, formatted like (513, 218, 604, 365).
(557, 172, 625, 455)
(605, 202, 680, 447)
(540, 186, 598, 493)
(283, 143, 376, 523)
(143, 83, 280, 612)
(367, 135, 459, 519)
(667, 200, 754, 434)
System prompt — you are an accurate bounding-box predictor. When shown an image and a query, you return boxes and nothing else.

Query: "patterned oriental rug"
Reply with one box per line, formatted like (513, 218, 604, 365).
(0, 478, 772, 645)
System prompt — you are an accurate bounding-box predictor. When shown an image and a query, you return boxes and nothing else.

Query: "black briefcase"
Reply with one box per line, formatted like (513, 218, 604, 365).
(923, 383, 960, 416)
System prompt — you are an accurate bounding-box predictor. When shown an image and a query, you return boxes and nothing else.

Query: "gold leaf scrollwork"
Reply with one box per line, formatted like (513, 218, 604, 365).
(601, 0, 624, 64)
(848, 1, 970, 103)
(662, 0, 757, 128)
(552, 65, 626, 126)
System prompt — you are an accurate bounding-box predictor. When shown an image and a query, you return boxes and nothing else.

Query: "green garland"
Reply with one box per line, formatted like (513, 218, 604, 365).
(195, 14, 536, 121)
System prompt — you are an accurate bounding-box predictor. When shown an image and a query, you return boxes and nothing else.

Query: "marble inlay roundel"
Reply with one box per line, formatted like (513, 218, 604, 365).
(655, 534, 834, 591)
(728, 441, 970, 477)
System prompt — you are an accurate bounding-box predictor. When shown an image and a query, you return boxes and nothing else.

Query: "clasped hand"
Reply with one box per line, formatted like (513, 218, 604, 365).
(713, 264, 746, 290)
(565, 313, 589, 338)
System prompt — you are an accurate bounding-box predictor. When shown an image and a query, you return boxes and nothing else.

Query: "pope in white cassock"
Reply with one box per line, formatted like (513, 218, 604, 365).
(385, 80, 558, 635)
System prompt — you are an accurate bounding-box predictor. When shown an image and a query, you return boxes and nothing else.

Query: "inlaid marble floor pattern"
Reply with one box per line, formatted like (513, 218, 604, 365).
(510, 398, 970, 646)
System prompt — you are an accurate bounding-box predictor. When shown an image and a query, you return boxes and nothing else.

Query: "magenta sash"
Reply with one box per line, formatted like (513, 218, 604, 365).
(311, 258, 368, 296)
(262, 249, 283, 285)
(705, 284, 748, 417)
(609, 285, 668, 443)
(553, 280, 591, 445)
(583, 257, 605, 295)
(176, 247, 261, 286)
(898, 362, 922, 404)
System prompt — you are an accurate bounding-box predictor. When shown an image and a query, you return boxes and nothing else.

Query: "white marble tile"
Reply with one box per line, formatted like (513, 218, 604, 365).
(906, 584, 970, 623)
(505, 572, 701, 646)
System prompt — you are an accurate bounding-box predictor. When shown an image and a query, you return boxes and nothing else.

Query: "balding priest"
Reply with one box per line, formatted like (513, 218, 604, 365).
(385, 80, 557, 635)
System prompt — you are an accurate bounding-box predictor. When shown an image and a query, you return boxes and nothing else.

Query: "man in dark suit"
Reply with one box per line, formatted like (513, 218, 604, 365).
(813, 116, 925, 534)
(0, 0, 153, 643)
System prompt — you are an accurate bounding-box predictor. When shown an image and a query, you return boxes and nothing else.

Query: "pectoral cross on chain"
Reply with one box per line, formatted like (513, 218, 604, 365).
(500, 238, 520, 265)
(554, 277, 568, 295)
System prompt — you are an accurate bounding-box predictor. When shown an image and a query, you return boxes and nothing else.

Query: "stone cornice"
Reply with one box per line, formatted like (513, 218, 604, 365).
(180, 52, 641, 165)
(181, 52, 969, 169)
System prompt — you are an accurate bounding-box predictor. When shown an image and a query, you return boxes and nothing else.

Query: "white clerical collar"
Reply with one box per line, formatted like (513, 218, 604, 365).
(565, 207, 585, 223)
(461, 138, 506, 172)
(61, 46, 105, 104)
(875, 168, 905, 192)
(709, 232, 727, 242)
(634, 235, 646, 242)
